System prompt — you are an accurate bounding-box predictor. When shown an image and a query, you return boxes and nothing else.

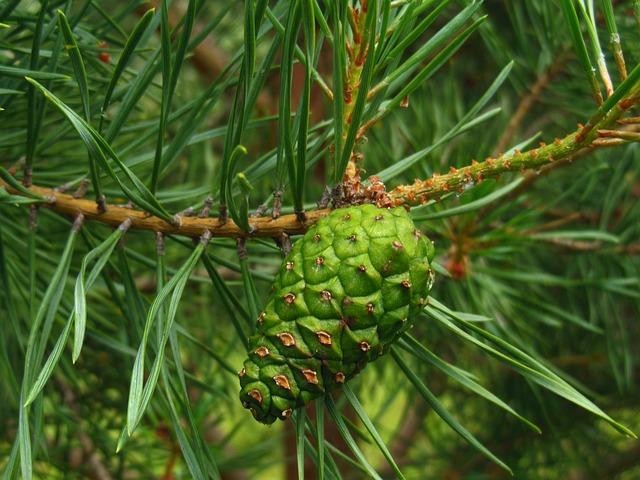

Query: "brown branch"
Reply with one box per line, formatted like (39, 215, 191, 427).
(0, 138, 629, 240)
(1, 76, 638, 239)
(0, 181, 331, 238)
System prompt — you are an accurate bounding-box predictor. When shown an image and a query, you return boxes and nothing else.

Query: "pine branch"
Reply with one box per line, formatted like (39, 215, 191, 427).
(2, 76, 639, 238)
(0, 180, 331, 237)
(342, 2, 373, 183)
(391, 70, 640, 205)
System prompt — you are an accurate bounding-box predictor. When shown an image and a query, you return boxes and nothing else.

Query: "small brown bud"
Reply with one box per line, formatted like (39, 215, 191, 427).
(285, 261, 294, 270)
(238, 368, 246, 377)
(320, 290, 332, 302)
(392, 240, 403, 250)
(401, 280, 412, 289)
(359, 341, 371, 352)
(258, 312, 265, 324)
(335, 372, 345, 383)
(284, 293, 296, 304)
(349, 234, 358, 242)
(313, 233, 321, 242)
(358, 264, 367, 272)
(315, 256, 325, 266)
(366, 303, 375, 314)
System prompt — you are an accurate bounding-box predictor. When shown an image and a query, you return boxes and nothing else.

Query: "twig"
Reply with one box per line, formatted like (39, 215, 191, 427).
(342, 3, 373, 184)
(0, 181, 332, 238)
(1, 78, 639, 238)
(391, 77, 640, 206)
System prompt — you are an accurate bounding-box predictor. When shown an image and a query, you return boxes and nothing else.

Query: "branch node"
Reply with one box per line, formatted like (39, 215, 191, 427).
(72, 213, 85, 232)
(252, 203, 268, 217)
(54, 182, 72, 194)
(236, 237, 248, 260)
(23, 165, 32, 188)
(28, 205, 38, 230)
(200, 229, 212, 246)
(72, 179, 90, 199)
(295, 210, 307, 223)
(275, 233, 292, 256)
(218, 203, 228, 223)
(178, 206, 195, 217)
(317, 186, 332, 209)
(156, 232, 165, 257)
(171, 214, 183, 228)
(199, 196, 213, 218)
(96, 195, 107, 213)
(118, 218, 133, 232)
(272, 190, 283, 219)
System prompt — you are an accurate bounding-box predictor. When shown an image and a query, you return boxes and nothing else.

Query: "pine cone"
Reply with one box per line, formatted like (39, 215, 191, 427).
(239, 204, 435, 423)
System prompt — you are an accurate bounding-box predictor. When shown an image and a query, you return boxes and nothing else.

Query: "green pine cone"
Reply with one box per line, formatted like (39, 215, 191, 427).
(239, 204, 435, 423)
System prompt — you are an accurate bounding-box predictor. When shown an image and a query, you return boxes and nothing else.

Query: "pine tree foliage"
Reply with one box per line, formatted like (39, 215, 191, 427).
(0, 0, 639, 478)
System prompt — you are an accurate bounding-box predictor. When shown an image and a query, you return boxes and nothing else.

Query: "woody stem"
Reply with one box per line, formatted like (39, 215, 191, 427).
(1, 73, 639, 239)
